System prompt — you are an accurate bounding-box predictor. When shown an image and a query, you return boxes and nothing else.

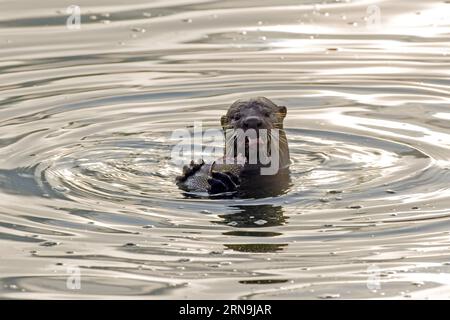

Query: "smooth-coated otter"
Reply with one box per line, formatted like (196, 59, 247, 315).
(176, 97, 290, 195)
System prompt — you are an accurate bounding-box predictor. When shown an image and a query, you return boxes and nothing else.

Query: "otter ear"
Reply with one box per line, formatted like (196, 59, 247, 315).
(221, 115, 228, 128)
(278, 106, 287, 118)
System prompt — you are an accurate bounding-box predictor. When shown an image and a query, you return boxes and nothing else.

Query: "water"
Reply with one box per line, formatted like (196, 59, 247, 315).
(1, 0, 450, 299)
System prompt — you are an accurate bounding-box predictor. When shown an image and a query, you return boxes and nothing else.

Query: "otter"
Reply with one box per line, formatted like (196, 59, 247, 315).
(176, 97, 290, 195)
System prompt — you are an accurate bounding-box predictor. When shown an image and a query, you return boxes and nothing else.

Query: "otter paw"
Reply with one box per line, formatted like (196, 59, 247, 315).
(207, 171, 240, 194)
(176, 159, 205, 183)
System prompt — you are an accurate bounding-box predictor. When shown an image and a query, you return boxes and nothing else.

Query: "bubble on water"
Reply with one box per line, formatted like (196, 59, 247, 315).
(143, 12, 152, 17)
(240, 31, 247, 35)
(227, 221, 238, 226)
(101, 20, 111, 24)
(89, 15, 97, 20)
(259, 36, 267, 41)
(412, 206, 420, 210)
(348, 205, 362, 209)
(257, 21, 263, 25)
(386, 189, 396, 194)
(412, 281, 424, 287)
(200, 210, 212, 214)
(254, 219, 267, 226)
(182, 19, 193, 23)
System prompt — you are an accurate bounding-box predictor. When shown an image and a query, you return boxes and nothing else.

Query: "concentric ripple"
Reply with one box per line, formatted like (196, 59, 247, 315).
(1, 0, 450, 299)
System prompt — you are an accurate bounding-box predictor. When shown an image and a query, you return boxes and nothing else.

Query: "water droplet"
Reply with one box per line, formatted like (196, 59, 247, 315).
(53, 185, 69, 193)
(124, 243, 136, 247)
(328, 190, 342, 194)
(131, 27, 146, 33)
(318, 293, 340, 299)
(209, 264, 221, 268)
(40, 241, 59, 247)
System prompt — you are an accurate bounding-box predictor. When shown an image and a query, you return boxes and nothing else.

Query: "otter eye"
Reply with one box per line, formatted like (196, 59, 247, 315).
(263, 111, 271, 117)
(233, 113, 241, 120)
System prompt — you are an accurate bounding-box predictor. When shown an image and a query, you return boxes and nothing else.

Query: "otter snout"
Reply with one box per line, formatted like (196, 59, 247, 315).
(243, 116, 263, 129)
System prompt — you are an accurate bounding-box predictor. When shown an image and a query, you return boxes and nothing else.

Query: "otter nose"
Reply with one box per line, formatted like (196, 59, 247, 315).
(243, 116, 262, 129)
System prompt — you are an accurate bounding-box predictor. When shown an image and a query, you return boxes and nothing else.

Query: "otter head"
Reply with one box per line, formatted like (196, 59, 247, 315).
(221, 97, 286, 131)
(220, 97, 290, 172)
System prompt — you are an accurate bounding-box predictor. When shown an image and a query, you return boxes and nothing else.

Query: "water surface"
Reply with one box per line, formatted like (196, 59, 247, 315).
(1, 0, 450, 299)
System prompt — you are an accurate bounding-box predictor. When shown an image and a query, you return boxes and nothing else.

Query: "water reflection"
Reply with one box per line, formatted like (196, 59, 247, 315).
(2, 0, 450, 299)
